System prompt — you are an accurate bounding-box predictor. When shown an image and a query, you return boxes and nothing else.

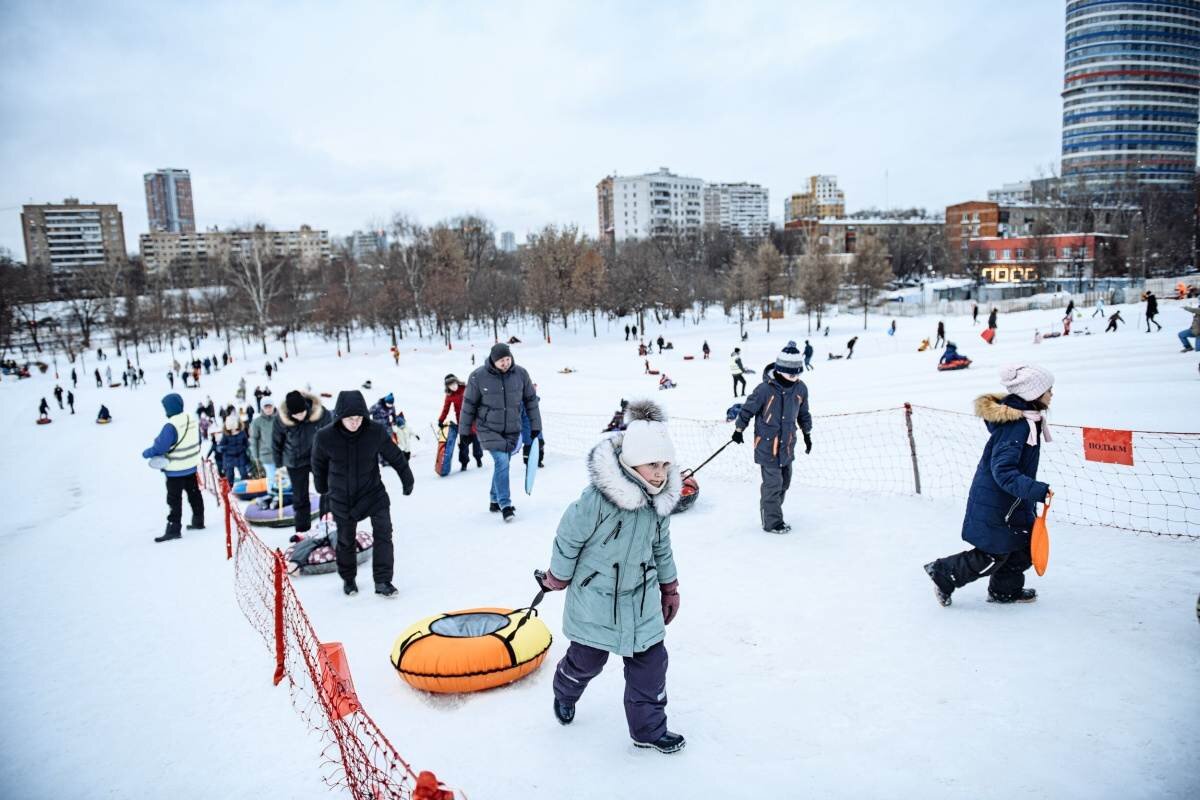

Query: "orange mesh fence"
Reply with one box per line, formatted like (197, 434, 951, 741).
(541, 405, 1200, 539)
(198, 459, 449, 799)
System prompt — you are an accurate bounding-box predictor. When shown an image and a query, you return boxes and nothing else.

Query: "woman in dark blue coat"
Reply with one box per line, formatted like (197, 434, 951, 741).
(924, 365, 1054, 606)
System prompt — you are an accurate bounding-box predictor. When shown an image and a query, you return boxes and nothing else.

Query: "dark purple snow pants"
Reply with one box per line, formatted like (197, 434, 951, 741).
(552, 640, 668, 743)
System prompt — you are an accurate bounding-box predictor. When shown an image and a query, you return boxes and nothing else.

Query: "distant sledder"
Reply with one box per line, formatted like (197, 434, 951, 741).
(937, 342, 971, 371)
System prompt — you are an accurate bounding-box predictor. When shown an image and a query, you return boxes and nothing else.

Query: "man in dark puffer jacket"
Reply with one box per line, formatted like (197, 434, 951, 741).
(272, 390, 332, 533)
(312, 390, 414, 598)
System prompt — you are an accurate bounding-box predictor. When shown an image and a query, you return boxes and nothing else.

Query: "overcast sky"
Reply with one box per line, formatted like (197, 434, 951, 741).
(0, 0, 1064, 257)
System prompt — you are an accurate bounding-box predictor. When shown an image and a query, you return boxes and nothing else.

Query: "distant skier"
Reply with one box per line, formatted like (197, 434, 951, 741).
(924, 365, 1054, 606)
(935, 321, 946, 348)
(438, 374, 483, 470)
(731, 342, 812, 534)
(538, 399, 686, 754)
(311, 390, 414, 598)
(730, 347, 749, 397)
(141, 392, 204, 543)
(272, 390, 332, 533)
(1105, 310, 1124, 333)
(1144, 291, 1162, 332)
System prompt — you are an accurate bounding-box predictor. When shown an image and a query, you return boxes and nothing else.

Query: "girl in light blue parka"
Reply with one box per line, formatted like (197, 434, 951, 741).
(539, 399, 686, 754)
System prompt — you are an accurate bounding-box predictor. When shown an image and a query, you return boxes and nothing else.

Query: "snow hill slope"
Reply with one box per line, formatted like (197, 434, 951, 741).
(1, 299, 1198, 799)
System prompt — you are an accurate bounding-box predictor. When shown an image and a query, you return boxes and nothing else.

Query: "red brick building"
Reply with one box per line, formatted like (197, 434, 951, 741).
(966, 233, 1125, 283)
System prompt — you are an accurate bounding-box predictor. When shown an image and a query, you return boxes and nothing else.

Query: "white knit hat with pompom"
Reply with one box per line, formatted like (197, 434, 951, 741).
(619, 399, 676, 466)
(1000, 364, 1054, 402)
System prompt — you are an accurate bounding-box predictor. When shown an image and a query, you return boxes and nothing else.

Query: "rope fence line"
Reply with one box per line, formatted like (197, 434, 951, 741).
(198, 460, 455, 800)
(541, 404, 1200, 540)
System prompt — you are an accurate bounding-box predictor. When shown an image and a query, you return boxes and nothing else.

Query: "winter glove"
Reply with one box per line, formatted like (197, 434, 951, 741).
(803, 432, 813, 454)
(537, 570, 570, 591)
(460, 432, 476, 445)
(660, 580, 680, 625)
(731, 430, 744, 445)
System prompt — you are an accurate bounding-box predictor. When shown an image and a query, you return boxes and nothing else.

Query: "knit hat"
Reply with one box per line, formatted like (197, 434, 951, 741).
(490, 342, 513, 364)
(161, 393, 184, 417)
(444, 373, 459, 386)
(774, 340, 803, 376)
(225, 416, 239, 433)
(619, 399, 676, 467)
(1000, 364, 1054, 402)
(285, 390, 307, 416)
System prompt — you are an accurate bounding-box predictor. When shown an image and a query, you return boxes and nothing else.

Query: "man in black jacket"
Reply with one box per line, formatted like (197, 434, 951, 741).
(272, 390, 332, 533)
(312, 390, 414, 598)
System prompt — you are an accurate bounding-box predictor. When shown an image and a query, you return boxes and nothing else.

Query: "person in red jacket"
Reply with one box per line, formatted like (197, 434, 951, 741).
(437, 373, 483, 471)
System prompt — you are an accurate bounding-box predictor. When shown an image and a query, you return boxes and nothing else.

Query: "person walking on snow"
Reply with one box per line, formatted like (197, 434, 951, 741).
(312, 390, 414, 598)
(54, 384, 63, 409)
(972, 303, 979, 325)
(803, 340, 814, 371)
(923, 365, 1054, 606)
(730, 347, 749, 397)
(71, 367, 77, 388)
(167, 371, 174, 389)
(249, 400, 277, 481)
(438, 374, 484, 470)
(624, 324, 630, 341)
(731, 342, 812, 534)
(1144, 291, 1162, 332)
(67, 390, 75, 415)
(141, 393, 204, 543)
(272, 390, 332, 533)
(935, 321, 946, 348)
(538, 398, 686, 754)
(656, 334, 665, 354)
(221, 416, 252, 482)
(988, 307, 998, 330)
(1065, 299, 1075, 318)
(458, 342, 541, 523)
(1105, 310, 1125, 332)
(370, 393, 397, 429)
(1179, 306, 1200, 351)
(702, 340, 710, 359)
(1062, 312, 1072, 337)
(846, 336, 858, 359)
(95, 368, 102, 387)
(1092, 297, 1106, 318)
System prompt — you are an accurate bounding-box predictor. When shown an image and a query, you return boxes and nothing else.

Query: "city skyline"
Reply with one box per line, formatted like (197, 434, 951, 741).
(0, 1, 1065, 257)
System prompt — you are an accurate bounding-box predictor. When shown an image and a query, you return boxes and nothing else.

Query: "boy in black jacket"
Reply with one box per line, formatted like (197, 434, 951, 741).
(312, 391, 414, 598)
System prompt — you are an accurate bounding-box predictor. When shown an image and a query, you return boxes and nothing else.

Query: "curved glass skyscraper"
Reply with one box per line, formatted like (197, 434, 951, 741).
(1062, 0, 1200, 192)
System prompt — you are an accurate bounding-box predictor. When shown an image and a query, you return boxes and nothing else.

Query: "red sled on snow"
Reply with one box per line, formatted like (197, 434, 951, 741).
(981, 328, 996, 345)
(434, 423, 457, 477)
(937, 358, 972, 372)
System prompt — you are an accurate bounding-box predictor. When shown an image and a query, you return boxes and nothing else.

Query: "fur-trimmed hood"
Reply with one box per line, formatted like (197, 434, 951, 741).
(974, 393, 1029, 425)
(279, 391, 324, 427)
(586, 434, 682, 516)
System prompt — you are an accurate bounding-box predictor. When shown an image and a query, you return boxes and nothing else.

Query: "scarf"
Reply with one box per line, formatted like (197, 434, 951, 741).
(618, 456, 665, 496)
(1021, 409, 1052, 446)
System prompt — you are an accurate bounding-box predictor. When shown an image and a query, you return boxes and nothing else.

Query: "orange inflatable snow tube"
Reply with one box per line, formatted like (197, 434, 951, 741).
(390, 607, 552, 694)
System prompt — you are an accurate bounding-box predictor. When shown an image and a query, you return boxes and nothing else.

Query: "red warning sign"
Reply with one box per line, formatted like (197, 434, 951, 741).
(1082, 428, 1133, 466)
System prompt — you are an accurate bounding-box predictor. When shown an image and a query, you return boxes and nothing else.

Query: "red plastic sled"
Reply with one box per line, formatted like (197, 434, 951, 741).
(981, 328, 996, 344)
(937, 358, 972, 371)
(36, 418, 52, 425)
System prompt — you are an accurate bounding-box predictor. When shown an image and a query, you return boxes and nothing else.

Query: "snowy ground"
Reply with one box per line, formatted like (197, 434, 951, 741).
(2, 298, 1198, 799)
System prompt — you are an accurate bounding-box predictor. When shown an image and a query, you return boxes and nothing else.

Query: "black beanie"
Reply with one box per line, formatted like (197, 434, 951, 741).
(490, 343, 512, 364)
(285, 390, 307, 416)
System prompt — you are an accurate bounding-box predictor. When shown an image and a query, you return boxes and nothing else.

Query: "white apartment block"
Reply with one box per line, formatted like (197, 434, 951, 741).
(348, 229, 388, 261)
(611, 167, 705, 241)
(703, 182, 769, 238)
(140, 225, 331, 274)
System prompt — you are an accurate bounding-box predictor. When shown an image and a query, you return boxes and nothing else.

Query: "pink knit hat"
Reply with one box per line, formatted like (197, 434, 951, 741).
(1000, 364, 1054, 402)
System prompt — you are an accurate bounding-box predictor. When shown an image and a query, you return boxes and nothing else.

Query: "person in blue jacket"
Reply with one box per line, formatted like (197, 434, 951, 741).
(924, 365, 1054, 606)
(939, 342, 968, 366)
(221, 416, 252, 481)
(142, 392, 204, 543)
(730, 341, 813, 534)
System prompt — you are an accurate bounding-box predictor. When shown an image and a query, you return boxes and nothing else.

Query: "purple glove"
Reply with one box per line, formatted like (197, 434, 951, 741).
(540, 571, 570, 591)
(660, 580, 680, 624)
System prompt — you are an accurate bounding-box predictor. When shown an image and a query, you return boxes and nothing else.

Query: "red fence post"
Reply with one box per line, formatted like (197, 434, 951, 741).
(221, 478, 233, 560)
(272, 549, 286, 686)
(903, 403, 922, 495)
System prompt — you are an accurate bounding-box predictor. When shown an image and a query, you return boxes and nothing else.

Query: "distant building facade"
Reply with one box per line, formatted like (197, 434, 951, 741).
(944, 199, 1136, 265)
(144, 168, 195, 233)
(987, 181, 1034, 204)
(785, 175, 845, 222)
(347, 229, 387, 261)
(703, 182, 769, 238)
(788, 217, 944, 255)
(140, 225, 331, 274)
(21, 198, 127, 284)
(967, 232, 1126, 283)
(606, 167, 705, 241)
(596, 176, 615, 244)
(499, 231, 517, 252)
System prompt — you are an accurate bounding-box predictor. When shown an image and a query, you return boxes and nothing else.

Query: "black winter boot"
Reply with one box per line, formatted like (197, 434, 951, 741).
(553, 698, 575, 725)
(343, 579, 358, 596)
(489, 502, 501, 513)
(502, 506, 516, 523)
(633, 731, 686, 754)
(154, 527, 182, 543)
(375, 582, 398, 598)
(988, 588, 1037, 604)
(187, 519, 205, 530)
(924, 562, 953, 607)
(475, 456, 483, 467)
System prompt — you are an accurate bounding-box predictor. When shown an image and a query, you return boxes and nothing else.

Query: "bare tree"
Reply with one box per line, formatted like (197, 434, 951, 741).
(848, 235, 892, 330)
(723, 248, 755, 339)
(754, 240, 785, 333)
(571, 245, 607, 337)
(218, 231, 290, 354)
(796, 241, 839, 332)
(424, 226, 469, 348)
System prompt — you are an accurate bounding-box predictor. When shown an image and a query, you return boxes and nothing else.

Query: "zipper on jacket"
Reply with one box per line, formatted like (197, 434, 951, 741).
(1004, 496, 1022, 524)
(602, 521, 623, 545)
(639, 562, 651, 615)
(580, 570, 599, 587)
(612, 562, 620, 624)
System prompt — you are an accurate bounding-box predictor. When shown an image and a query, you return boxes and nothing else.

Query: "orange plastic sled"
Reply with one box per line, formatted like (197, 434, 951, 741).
(1031, 491, 1052, 576)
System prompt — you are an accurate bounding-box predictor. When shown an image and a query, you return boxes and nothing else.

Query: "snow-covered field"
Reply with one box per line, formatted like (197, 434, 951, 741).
(2, 298, 1198, 799)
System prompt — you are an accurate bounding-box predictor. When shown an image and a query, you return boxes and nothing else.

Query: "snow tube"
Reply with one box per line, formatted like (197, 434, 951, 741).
(937, 358, 972, 372)
(242, 486, 294, 506)
(673, 475, 700, 514)
(391, 607, 552, 694)
(96, 418, 111, 425)
(284, 529, 373, 575)
(244, 495, 319, 527)
(36, 418, 52, 425)
(233, 476, 291, 499)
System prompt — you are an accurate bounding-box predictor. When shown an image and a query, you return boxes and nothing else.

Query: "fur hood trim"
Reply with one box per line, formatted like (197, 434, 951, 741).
(586, 434, 682, 516)
(974, 393, 1025, 424)
(279, 392, 324, 427)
